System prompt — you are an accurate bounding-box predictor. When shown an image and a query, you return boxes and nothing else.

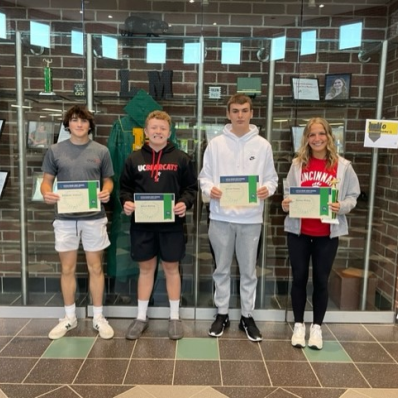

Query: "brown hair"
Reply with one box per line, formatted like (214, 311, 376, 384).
(295, 117, 339, 169)
(63, 105, 95, 131)
(145, 110, 172, 128)
(227, 94, 253, 112)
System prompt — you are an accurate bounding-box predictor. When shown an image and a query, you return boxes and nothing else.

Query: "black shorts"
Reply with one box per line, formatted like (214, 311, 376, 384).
(130, 229, 186, 262)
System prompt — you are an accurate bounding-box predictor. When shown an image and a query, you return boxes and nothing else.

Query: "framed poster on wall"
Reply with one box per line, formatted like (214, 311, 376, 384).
(0, 119, 5, 139)
(0, 170, 9, 199)
(324, 74, 351, 100)
(291, 77, 320, 101)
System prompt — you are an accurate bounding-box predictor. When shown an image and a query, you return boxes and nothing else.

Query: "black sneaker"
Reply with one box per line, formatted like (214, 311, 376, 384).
(208, 314, 230, 337)
(239, 315, 262, 342)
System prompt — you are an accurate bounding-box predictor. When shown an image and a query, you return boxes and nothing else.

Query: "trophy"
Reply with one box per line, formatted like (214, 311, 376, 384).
(40, 59, 55, 95)
(322, 178, 339, 224)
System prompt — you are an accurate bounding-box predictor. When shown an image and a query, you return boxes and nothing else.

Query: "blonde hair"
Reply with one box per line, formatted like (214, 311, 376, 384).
(145, 110, 171, 128)
(295, 117, 339, 169)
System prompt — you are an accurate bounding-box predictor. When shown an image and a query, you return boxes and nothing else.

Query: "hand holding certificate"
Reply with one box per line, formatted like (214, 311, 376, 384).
(134, 193, 175, 223)
(219, 175, 259, 207)
(57, 180, 100, 214)
(289, 186, 335, 221)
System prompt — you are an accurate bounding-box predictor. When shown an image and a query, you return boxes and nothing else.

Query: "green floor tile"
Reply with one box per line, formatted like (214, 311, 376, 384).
(176, 338, 219, 360)
(43, 337, 96, 359)
(304, 341, 352, 363)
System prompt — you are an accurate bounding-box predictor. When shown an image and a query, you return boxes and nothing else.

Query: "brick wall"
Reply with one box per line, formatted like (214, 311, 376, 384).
(0, 0, 396, 311)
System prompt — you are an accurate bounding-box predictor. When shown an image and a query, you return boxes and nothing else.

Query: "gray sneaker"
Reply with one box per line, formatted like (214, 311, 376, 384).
(126, 318, 149, 340)
(168, 319, 184, 340)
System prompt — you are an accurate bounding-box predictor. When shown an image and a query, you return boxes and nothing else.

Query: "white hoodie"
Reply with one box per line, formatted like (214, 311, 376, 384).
(199, 123, 278, 224)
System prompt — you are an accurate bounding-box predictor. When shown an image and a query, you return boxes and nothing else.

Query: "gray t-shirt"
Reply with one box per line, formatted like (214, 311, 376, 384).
(42, 139, 114, 220)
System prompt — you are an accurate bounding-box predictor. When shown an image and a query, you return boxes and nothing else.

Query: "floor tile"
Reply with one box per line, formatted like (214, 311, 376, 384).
(340, 342, 395, 363)
(0, 337, 11, 351)
(380, 342, 398, 362)
(182, 321, 214, 338)
(138, 385, 212, 398)
(88, 338, 136, 359)
(285, 387, 346, 398)
(23, 359, 84, 384)
(311, 363, 370, 388)
(263, 322, 295, 340)
(0, 337, 51, 357)
(176, 338, 219, 360)
(0, 319, 29, 336)
(0, 384, 62, 398)
(0, 358, 38, 383)
(43, 337, 95, 359)
(72, 385, 132, 398)
(132, 338, 176, 359)
(350, 389, 398, 398)
(219, 339, 263, 360)
(214, 387, 277, 398)
(124, 359, 174, 385)
(356, 364, 398, 388)
(74, 359, 129, 384)
(261, 340, 307, 361)
(266, 361, 320, 387)
(304, 341, 352, 362)
(18, 318, 64, 337)
(328, 324, 376, 342)
(174, 360, 221, 385)
(220, 360, 271, 386)
(364, 325, 398, 342)
(40, 385, 81, 397)
(113, 386, 157, 398)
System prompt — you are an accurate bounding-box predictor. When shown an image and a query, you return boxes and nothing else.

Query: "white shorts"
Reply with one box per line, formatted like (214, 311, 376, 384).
(53, 217, 110, 252)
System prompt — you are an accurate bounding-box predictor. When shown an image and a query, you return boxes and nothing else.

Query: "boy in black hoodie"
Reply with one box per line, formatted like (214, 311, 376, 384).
(120, 110, 197, 340)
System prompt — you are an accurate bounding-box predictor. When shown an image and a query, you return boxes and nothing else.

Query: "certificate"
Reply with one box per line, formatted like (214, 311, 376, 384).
(289, 187, 331, 219)
(220, 175, 258, 207)
(57, 181, 100, 214)
(134, 193, 175, 223)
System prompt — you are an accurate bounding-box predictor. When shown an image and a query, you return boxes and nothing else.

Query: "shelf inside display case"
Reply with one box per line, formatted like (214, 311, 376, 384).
(0, 90, 377, 109)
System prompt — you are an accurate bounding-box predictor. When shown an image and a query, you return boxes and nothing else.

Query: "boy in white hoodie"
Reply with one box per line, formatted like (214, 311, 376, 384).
(199, 94, 278, 342)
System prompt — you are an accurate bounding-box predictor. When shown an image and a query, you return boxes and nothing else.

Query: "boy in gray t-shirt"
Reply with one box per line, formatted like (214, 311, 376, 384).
(41, 105, 115, 340)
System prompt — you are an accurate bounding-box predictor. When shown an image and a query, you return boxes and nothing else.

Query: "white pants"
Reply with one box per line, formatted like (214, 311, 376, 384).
(209, 220, 261, 317)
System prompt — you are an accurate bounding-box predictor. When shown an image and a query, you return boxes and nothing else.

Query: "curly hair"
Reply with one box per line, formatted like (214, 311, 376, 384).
(294, 117, 339, 169)
(63, 105, 95, 131)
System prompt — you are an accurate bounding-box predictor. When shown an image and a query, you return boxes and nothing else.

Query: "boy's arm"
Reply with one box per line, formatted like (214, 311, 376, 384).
(40, 173, 59, 204)
(198, 146, 215, 198)
(98, 177, 113, 203)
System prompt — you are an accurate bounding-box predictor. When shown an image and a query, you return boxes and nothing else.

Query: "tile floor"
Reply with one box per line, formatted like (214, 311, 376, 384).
(0, 318, 398, 398)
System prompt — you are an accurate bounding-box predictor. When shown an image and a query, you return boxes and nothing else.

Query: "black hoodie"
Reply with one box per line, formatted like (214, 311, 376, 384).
(120, 142, 198, 231)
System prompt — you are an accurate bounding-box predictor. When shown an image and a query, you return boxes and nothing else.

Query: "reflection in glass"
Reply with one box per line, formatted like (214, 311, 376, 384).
(102, 35, 118, 60)
(147, 42, 166, 64)
(339, 22, 362, 50)
(183, 42, 202, 64)
(71, 30, 84, 55)
(271, 35, 286, 61)
(30, 21, 51, 48)
(300, 30, 316, 56)
(0, 12, 6, 39)
(221, 42, 241, 65)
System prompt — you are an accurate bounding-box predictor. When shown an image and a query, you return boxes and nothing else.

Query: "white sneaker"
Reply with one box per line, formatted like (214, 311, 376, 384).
(93, 314, 114, 339)
(291, 322, 306, 348)
(48, 316, 77, 340)
(308, 324, 323, 350)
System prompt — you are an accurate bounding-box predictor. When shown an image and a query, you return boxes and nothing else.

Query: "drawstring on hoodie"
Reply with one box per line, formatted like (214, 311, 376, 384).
(150, 149, 162, 182)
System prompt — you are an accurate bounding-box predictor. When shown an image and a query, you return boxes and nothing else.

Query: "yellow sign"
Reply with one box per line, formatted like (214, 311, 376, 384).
(364, 119, 398, 148)
(132, 127, 144, 151)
